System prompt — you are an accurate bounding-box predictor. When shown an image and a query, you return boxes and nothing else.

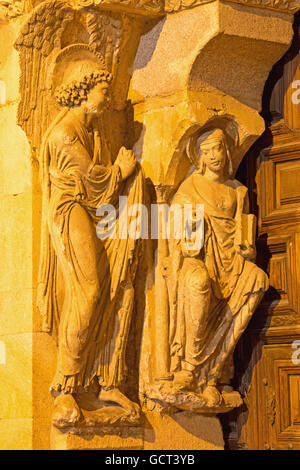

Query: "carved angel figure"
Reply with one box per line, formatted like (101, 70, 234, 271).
(35, 45, 144, 426)
(168, 128, 269, 407)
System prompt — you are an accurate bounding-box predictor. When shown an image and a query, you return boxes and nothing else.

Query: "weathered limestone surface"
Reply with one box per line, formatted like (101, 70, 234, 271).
(143, 412, 224, 450)
(50, 412, 223, 450)
(0, 19, 33, 450)
(0, 0, 297, 450)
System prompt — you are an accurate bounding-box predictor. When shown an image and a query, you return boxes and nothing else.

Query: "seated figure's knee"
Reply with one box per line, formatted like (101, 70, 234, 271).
(186, 261, 211, 296)
(253, 265, 269, 292)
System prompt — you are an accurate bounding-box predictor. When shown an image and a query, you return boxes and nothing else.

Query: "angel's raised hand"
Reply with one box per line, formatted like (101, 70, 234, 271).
(115, 146, 137, 180)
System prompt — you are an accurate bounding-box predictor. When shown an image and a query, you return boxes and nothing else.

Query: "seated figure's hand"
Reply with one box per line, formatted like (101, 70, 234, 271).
(236, 240, 256, 261)
(115, 146, 136, 180)
(181, 213, 204, 258)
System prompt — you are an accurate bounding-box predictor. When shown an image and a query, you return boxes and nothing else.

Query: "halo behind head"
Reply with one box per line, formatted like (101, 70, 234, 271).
(187, 126, 233, 176)
(52, 44, 112, 108)
(52, 44, 109, 89)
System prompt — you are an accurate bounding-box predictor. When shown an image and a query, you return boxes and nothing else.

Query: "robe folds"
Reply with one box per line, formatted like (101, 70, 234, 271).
(37, 109, 145, 393)
(169, 172, 269, 386)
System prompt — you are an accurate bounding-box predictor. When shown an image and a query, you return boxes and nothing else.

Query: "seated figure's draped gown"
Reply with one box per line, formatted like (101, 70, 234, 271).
(37, 109, 145, 393)
(169, 171, 269, 389)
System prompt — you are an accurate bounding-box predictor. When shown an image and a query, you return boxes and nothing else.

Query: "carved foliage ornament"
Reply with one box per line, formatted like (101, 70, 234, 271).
(0, 0, 297, 19)
(224, 0, 299, 13)
(72, 0, 163, 12)
(0, 0, 29, 18)
(0, 0, 163, 19)
(165, 0, 299, 13)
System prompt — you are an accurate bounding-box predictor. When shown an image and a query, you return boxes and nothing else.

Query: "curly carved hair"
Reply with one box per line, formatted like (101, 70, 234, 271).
(55, 70, 112, 107)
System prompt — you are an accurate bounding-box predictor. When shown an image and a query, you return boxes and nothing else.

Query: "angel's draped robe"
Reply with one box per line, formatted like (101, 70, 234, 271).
(169, 172, 269, 388)
(37, 110, 145, 393)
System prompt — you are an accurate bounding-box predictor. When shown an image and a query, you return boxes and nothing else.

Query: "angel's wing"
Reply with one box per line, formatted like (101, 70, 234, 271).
(14, 0, 75, 153)
(86, 10, 134, 110)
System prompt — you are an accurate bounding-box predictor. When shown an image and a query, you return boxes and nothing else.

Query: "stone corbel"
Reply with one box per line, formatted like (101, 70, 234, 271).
(131, 0, 295, 187)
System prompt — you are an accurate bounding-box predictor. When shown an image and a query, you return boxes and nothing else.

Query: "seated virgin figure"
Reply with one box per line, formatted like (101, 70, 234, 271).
(168, 127, 269, 407)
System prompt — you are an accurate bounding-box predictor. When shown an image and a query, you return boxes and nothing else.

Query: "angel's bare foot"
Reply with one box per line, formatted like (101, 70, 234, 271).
(173, 370, 194, 391)
(99, 387, 140, 417)
(202, 385, 223, 407)
(52, 393, 82, 428)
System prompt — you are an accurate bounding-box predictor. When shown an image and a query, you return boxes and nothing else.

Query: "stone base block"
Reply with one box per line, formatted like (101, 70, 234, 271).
(50, 425, 144, 450)
(143, 411, 224, 450)
(51, 411, 224, 450)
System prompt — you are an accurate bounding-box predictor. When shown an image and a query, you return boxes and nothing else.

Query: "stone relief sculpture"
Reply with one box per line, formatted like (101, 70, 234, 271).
(39, 45, 144, 428)
(12, 0, 274, 442)
(0, 0, 295, 20)
(0, 0, 295, 451)
(15, 1, 146, 429)
(146, 125, 269, 413)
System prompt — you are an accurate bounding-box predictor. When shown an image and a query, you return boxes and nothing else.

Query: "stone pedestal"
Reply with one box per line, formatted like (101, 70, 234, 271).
(50, 412, 223, 450)
(51, 426, 144, 451)
(143, 412, 224, 450)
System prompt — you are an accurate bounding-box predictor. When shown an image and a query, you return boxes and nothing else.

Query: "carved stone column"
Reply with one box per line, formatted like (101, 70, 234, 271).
(153, 183, 174, 381)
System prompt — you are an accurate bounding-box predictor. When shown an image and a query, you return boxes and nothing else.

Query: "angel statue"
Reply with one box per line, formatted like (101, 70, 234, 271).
(167, 126, 269, 408)
(36, 44, 145, 428)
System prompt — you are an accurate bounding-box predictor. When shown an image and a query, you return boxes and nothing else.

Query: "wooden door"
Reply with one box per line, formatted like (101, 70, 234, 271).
(222, 13, 300, 451)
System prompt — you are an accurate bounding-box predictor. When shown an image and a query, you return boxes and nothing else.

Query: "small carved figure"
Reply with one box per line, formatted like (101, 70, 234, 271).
(37, 45, 145, 427)
(168, 127, 269, 408)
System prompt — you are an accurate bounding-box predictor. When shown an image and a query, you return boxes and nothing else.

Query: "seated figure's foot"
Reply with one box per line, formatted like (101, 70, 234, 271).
(173, 370, 195, 391)
(99, 387, 140, 418)
(218, 383, 234, 393)
(52, 393, 82, 428)
(202, 385, 223, 407)
(220, 388, 243, 408)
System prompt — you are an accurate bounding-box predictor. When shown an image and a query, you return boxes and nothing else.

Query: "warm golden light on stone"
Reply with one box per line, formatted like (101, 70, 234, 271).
(0, 0, 298, 451)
